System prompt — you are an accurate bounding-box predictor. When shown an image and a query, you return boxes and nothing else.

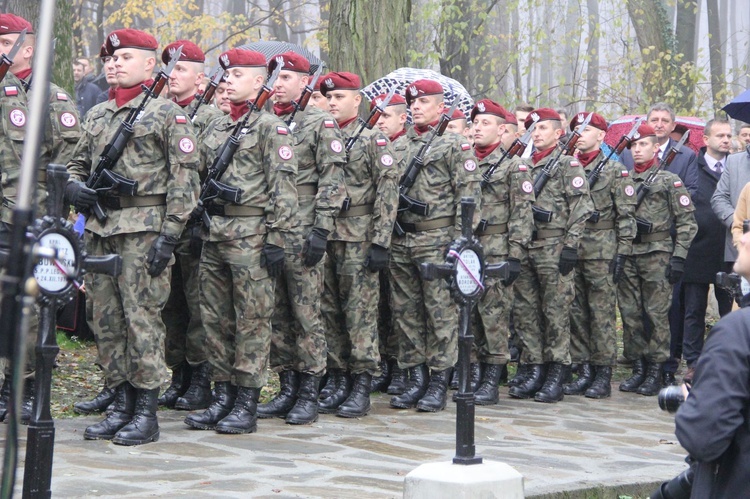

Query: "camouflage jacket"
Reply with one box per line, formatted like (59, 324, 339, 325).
(275, 106, 346, 233)
(631, 167, 697, 259)
(391, 132, 410, 169)
(1, 73, 81, 223)
(67, 95, 200, 239)
(198, 110, 297, 246)
(476, 145, 534, 259)
(525, 148, 594, 249)
(332, 120, 399, 248)
(183, 96, 222, 135)
(579, 150, 637, 260)
(394, 126, 483, 247)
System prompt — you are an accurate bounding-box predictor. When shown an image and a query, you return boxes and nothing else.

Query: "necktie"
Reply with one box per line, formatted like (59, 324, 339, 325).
(716, 161, 723, 174)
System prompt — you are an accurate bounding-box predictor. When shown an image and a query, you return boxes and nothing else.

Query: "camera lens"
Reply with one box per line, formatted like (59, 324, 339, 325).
(658, 386, 685, 413)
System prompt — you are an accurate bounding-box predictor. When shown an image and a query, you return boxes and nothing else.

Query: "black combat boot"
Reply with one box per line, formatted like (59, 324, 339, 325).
(337, 372, 372, 418)
(215, 386, 260, 434)
(636, 362, 664, 396)
(257, 370, 299, 419)
(74, 381, 116, 415)
(112, 388, 160, 446)
(184, 381, 237, 430)
(563, 363, 593, 396)
(507, 363, 530, 387)
(470, 363, 482, 392)
(84, 382, 136, 440)
(285, 373, 321, 425)
(619, 357, 646, 392)
(585, 366, 612, 399)
(534, 363, 565, 403)
(474, 363, 504, 405)
(499, 365, 508, 384)
(370, 360, 391, 393)
(508, 364, 546, 399)
(175, 362, 213, 411)
(449, 365, 459, 390)
(20, 379, 35, 425)
(390, 364, 429, 409)
(0, 378, 9, 422)
(319, 369, 343, 400)
(318, 371, 352, 414)
(157, 362, 190, 408)
(417, 368, 452, 412)
(387, 363, 407, 395)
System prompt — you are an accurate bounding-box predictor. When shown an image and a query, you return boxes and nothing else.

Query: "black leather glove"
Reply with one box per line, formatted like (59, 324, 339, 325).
(190, 203, 205, 223)
(146, 234, 178, 277)
(301, 227, 329, 267)
(65, 181, 98, 211)
(365, 243, 389, 272)
(558, 246, 578, 276)
(261, 243, 285, 278)
(665, 256, 685, 284)
(501, 257, 521, 287)
(187, 225, 203, 258)
(609, 254, 627, 284)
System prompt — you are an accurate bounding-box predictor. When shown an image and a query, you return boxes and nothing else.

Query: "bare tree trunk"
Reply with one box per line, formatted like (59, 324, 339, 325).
(512, 3, 522, 102)
(706, 0, 725, 112)
(585, 0, 599, 104)
(319, 0, 330, 63)
(674, 0, 697, 108)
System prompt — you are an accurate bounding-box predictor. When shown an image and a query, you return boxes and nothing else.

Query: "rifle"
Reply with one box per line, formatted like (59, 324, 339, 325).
(480, 122, 535, 189)
(393, 97, 458, 237)
(0, 28, 26, 84)
(83, 46, 184, 223)
(192, 63, 283, 229)
(633, 130, 690, 236)
(532, 112, 592, 198)
(189, 67, 223, 122)
(285, 65, 323, 129)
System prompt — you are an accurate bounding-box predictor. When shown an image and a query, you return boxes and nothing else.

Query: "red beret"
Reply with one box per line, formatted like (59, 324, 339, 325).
(470, 99, 509, 122)
(106, 29, 158, 54)
(162, 40, 205, 65)
(369, 92, 406, 111)
(267, 51, 310, 74)
(99, 43, 110, 60)
(405, 79, 444, 106)
(504, 111, 518, 126)
(523, 107, 561, 130)
(443, 107, 465, 121)
(0, 14, 33, 35)
(569, 111, 608, 132)
(219, 49, 266, 70)
(629, 123, 657, 146)
(320, 72, 361, 96)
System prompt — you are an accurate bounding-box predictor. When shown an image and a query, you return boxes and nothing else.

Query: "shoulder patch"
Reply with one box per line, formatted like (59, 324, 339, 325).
(175, 115, 188, 124)
(674, 180, 683, 188)
(571, 176, 585, 189)
(570, 160, 580, 167)
(679, 194, 691, 207)
(178, 137, 195, 154)
(324, 119, 335, 128)
(621, 170, 629, 177)
(518, 164, 527, 172)
(56, 92, 68, 101)
(461, 143, 471, 151)
(376, 138, 388, 146)
(464, 159, 477, 172)
(4, 86, 18, 96)
(277, 126, 289, 135)
(59, 112, 77, 128)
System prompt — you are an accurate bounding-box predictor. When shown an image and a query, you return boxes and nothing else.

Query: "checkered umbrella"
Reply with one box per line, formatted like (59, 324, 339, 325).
(362, 68, 474, 119)
(240, 40, 325, 74)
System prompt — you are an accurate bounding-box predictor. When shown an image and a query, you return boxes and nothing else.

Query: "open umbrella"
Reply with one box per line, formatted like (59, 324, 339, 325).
(240, 40, 324, 73)
(362, 68, 474, 120)
(604, 115, 706, 154)
(722, 88, 750, 124)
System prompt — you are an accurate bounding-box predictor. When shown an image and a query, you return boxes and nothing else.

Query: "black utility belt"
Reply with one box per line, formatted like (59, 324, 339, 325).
(206, 205, 265, 217)
(397, 216, 455, 233)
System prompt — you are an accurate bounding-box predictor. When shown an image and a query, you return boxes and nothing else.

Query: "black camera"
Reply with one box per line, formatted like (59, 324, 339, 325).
(658, 385, 685, 413)
(716, 271, 743, 302)
(650, 465, 694, 499)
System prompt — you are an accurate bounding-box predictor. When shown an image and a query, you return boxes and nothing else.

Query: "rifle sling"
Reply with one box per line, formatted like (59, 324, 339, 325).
(585, 220, 615, 230)
(475, 222, 508, 236)
(206, 205, 265, 217)
(338, 203, 374, 218)
(99, 194, 166, 209)
(398, 216, 455, 233)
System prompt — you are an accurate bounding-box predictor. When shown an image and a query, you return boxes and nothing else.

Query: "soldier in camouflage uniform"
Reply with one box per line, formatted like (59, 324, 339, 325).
(258, 52, 346, 425)
(183, 48, 297, 434)
(66, 29, 200, 446)
(470, 100, 534, 405)
(0, 14, 81, 424)
(389, 79, 483, 413)
(563, 112, 636, 399)
(156, 40, 221, 412)
(317, 72, 399, 418)
(509, 107, 594, 403)
(617, 123, 697, 396)
(309, 78, 329, 112)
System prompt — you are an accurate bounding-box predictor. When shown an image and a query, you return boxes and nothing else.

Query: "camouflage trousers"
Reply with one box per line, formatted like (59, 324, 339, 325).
(84, 232, 171, 390)
(200, 236, 275, 388)
(513, 241, 574, 365)
(570, 259, 617, 366)
(617, 251, 671, 363)
(270, 228, 327, 375)
(321, 240, 380, 375)
(377, 269, 398, 359)
(472, 255, 512, 366)
(389, 242, 458, 371)
(162, 232, 207, 368)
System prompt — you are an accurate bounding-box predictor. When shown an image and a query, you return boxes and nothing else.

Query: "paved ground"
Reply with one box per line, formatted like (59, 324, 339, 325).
(2, 384, 688, 498)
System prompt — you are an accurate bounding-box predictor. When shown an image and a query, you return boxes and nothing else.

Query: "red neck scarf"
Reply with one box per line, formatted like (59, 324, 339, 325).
(230, 101, 250, 122)
(415, 119, 439, 135)
(12, 68, 31, 81)
(634, 155, 658, 174)
(107, 87, 116, 101)
(389, 128, 406, 142)
(576, 149, 600, 168)
(531, 145, 556, 165)
(273, 101, 296, 116)
(474, 141, 501, 161)
(113, 79, 152, 108)
(174, 95, 195, 108)
(337, 116, 358, 130)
